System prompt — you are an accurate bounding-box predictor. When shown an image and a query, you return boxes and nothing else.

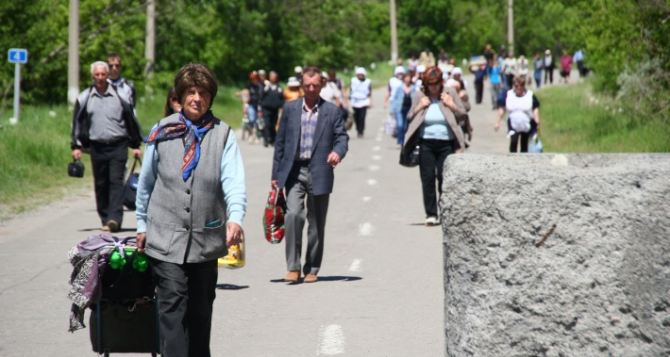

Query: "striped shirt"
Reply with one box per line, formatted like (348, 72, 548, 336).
(299, 100, 319, 160)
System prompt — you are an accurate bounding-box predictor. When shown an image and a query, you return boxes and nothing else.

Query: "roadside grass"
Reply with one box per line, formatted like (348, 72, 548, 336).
(537, 80, 670, 152)
(0, 105, 78, 218)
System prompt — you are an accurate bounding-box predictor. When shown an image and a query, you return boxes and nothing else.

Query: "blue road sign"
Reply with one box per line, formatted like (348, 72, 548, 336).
(8, 48, 28, 64)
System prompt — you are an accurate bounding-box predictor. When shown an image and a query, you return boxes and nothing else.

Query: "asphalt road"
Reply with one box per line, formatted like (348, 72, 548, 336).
(0, 71, 576, 356)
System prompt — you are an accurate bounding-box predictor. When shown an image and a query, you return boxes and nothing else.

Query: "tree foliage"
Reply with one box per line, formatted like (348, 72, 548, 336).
(1, 0, 667, 109)
(397, 0, 454, 57)
(0, 0, 389, 108)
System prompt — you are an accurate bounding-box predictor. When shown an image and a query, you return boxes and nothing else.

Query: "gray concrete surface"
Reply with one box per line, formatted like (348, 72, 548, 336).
(441, 154, 670, 356)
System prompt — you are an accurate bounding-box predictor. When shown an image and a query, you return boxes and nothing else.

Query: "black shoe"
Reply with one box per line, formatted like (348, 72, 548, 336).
(105, 220, 120, 233)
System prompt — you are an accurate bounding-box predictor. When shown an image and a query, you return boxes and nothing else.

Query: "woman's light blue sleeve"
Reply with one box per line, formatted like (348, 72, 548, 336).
(136, 137, 159, 233)
(220, 130, 247, 226)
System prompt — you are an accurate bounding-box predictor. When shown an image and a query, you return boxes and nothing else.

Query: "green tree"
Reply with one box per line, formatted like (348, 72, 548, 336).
(0, 1, 69, 105)
(397, 0, 454, 58)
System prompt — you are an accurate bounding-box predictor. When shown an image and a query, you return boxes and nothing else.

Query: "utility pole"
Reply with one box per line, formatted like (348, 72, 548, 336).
(67, 0, 79, 105)
(145, 0, 155, 77)
(507, 0, 514, 57)
(390, 0, 398, 65)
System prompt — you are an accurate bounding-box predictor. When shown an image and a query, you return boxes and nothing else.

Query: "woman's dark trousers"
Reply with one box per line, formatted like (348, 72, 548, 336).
(353, 107, 367, 136)
(151, 259, 218, 357)
(419, 139, 454, 218)
(510, 132, 530, 152)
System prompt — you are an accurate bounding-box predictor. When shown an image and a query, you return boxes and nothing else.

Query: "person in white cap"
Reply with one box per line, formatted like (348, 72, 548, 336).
(349, 67, 372, 138)
(543, 50, 554, 85)
(386, 65, 405, 109)
(320, 71, 342, 107)
(384, 66, 405, 137)
(294, 66, 303, 83)
(451, 67, 468, 90)
(283, 76, 303, 103)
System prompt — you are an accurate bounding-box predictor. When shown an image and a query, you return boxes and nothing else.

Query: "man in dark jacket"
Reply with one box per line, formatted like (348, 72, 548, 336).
(71, 61, 142, 232)
(107, 53, 136, 107)
(261, 70, 285, 146)
(271, 66, 349, 283)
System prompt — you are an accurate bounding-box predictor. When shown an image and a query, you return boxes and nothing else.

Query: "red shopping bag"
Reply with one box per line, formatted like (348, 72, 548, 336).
(263, 186, 286, 244)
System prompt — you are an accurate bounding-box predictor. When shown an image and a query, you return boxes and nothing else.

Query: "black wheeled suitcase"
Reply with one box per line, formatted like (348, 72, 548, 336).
(89, 251, 160, 356)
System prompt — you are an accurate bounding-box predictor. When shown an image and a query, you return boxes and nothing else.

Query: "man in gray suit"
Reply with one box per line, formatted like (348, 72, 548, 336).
(272, 66, 349, 283)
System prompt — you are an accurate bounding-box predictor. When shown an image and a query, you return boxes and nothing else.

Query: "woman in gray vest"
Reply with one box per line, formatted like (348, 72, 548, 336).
(135, 64, 247, 357)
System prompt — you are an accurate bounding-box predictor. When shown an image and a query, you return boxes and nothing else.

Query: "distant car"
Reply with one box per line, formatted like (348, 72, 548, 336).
(469, 55, 487, 72)
(470, 55, 486, 66)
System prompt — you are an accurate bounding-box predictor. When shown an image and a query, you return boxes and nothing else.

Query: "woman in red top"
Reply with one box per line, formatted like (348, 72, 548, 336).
(560, 50, 573, 84)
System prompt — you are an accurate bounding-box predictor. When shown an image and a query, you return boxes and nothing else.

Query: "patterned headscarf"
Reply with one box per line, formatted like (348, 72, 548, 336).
(146, 111, 215, 181)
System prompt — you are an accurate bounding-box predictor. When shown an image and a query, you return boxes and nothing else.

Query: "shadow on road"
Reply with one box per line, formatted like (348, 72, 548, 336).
(318, 276, 363, 282)
(408, 222, 441, 227)
(269, 276, 363, 284)
(216, 283, 250, 290)
(77, 227, 137, 233)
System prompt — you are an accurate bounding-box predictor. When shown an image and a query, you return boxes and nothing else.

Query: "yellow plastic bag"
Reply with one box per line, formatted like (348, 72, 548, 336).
(218, 232, 245, 269)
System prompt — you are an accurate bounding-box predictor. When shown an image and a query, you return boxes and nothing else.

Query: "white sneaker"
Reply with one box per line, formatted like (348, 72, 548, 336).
(425, 216, 440, 226)
(506, 130, 516, 138)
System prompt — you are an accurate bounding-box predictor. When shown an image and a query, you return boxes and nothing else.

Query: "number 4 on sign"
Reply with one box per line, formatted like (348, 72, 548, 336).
(8, 49, 28, 64)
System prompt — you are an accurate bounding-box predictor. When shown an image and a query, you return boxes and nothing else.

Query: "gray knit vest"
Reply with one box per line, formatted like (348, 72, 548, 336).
(145, 113, 230, 264)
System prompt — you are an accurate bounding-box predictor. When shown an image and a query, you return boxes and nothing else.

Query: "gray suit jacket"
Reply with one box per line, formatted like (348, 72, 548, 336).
(272, 99, 349, 196)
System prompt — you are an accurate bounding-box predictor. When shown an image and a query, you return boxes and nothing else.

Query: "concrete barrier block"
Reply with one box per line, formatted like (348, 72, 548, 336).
(441, 154, 670, 357)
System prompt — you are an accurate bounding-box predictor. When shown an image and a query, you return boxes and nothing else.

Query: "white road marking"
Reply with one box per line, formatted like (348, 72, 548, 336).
(372, 155, 382, 160)
(349, 259, 362, 272)
(366, 179, 378, 186)
(372, 145, 381, 151)
(369, 164, 380, 171)
(318, 324, 345, 355)
(358, 222, 374, 236)
(375, 136, 382, 142)
(362, 196, 372, 202)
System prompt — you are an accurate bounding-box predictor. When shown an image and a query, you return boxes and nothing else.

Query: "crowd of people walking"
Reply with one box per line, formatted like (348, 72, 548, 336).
(68, 42, 586, 355)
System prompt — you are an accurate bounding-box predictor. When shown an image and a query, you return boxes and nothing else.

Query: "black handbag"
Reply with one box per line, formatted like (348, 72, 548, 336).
(399, 130, 421, 167)
(68, 159, 85, 178)
(399, 144, 420, 167)
(122, 158, 140, 210)
(339, 106, 354, 131)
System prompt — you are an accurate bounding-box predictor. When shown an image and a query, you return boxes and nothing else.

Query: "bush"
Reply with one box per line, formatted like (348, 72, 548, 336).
(538, 80, 670, 153)
(616, 58, 670, 124)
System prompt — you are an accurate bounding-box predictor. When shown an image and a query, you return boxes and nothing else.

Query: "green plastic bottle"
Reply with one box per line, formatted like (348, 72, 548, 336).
(109, 250, 126, 270)
(133, 252, 149, 273)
